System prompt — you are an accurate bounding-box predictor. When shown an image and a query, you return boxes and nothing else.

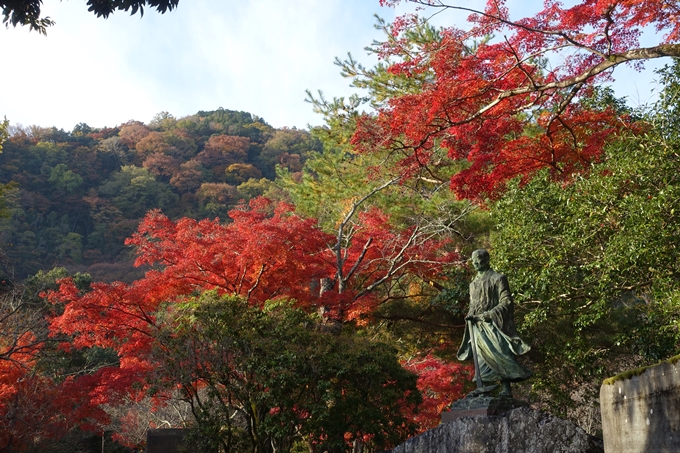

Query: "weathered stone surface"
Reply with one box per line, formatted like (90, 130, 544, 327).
(600, 359, 680, 453)
(388, 407, 603, 453)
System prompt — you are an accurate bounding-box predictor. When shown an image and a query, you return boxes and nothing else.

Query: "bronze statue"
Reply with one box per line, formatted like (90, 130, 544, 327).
(457, 249, 532, 398)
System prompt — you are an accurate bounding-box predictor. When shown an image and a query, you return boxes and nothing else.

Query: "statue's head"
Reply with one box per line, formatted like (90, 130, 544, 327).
(471, 249, 490, 272)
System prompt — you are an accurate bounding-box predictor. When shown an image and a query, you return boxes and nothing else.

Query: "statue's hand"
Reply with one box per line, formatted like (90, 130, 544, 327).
(480, 311, 492, 322)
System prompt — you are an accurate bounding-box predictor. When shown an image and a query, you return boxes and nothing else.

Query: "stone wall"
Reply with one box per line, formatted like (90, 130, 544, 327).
(387, 407, 603, 453)
(600, 359, 680, 453)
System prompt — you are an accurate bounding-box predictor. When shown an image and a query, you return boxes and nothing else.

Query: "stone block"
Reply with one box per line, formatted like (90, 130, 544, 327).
(600, 360, 680, 453)
(388, 407, 603, 453)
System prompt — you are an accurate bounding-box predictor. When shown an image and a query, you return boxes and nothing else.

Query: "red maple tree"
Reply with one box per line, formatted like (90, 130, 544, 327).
(0, 304, 107, 450)
(403, 353, 473, 429)
(352, 0, 678, 200)
(45, 197, 459, 437)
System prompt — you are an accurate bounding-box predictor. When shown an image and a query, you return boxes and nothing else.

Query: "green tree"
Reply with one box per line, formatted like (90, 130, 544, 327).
(48, 163, 83, 193)
(257, 128, 321, 178)
(0, 118, 12, 219)
(55, 232, 83, 263)
(236, 178, 274, 202)
(195, 182, 237, 218)
(154, 291, 421, 453)
(149, 111, 178, 132)
(99, 165, 178, 217)
(279, 91, 490, 350)
(490, 62, 680, 425)
(176, 108, 272, 142)
(224, 163, 262, 185)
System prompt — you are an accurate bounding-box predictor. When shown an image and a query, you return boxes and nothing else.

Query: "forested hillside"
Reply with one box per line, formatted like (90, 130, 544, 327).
(0, 104, 478, 452)
(0, 109, 321, 281)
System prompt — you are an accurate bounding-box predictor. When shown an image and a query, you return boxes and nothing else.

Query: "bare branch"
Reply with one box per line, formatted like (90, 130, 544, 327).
(334, 177, 401, 285)
(344, 237, 373, 284)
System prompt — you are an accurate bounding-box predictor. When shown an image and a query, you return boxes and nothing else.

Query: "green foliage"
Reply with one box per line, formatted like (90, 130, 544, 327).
(578, 86, 635, 118)
(290, 23, 498, 364)
(258, 128, 321, 178)
(98, 165, 179, 217)
(277, 139, 486, 356)
(49, 163, 84, 193)
(428, 266, 474, 316)
(336, 15, 444, 108)
(55, 232, 83, 263)
(301, 14, 491, 249)
(280, 130, 488, 245)
(155, 291, 421, 453)
(491, 62, 680, 415)
(655, 62, 680, 131)
(236, 178, 275, 201)
(149, 111, 178, 131)
(176, 108, 270, 142)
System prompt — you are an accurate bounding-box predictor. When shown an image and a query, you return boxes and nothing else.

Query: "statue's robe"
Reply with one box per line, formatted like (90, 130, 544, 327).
(457, 269, 532, 383)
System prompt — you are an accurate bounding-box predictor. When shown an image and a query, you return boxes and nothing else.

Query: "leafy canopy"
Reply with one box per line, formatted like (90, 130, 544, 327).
(154, 291, 421, 453)
(347, 0, 680, 201)
(2, 0, 179, 34)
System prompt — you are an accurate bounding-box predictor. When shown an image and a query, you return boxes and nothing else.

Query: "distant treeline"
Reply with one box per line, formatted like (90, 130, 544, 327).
(0, 109, 322, 281)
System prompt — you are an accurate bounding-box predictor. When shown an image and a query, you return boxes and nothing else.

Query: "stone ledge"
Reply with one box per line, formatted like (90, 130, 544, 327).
(442, 396, 529, 422)
(387, 407, 603, 453)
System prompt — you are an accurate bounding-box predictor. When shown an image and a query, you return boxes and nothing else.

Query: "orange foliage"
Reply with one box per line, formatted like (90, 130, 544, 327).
(117, 123, 150, 149)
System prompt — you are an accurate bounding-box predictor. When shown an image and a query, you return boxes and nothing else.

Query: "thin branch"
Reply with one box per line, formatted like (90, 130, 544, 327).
(471, 44, 680, 123)
(344, 237, 373, 284)
(246, 264, 266, 302)
(334, 177, 401, 283)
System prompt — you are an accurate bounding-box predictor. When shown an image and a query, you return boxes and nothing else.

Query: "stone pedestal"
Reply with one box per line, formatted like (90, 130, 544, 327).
(441, 396, 529, 423)
(389, 407, 603, 453)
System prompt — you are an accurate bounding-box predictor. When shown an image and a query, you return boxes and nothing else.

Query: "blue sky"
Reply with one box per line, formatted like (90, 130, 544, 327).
(0, 0, 666, 132)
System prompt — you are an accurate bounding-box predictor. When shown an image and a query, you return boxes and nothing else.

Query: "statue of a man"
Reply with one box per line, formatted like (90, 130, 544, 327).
(457, 249, 532, 398)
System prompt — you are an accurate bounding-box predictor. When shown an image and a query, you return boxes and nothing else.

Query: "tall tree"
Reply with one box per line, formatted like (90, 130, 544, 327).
(0, 118, 10, 219)
(0, 118, 8, 153)
(281, 98, 481, 427)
